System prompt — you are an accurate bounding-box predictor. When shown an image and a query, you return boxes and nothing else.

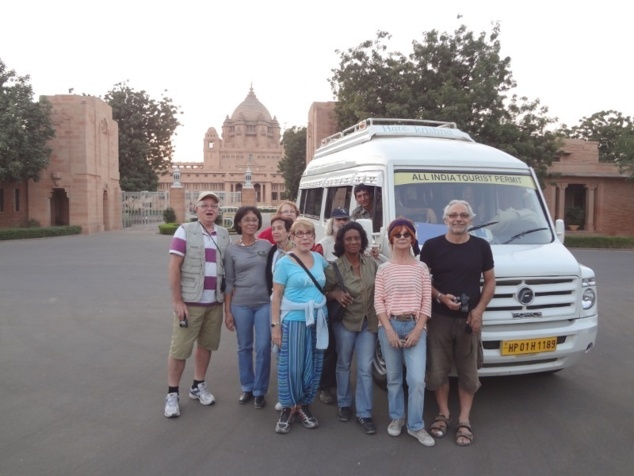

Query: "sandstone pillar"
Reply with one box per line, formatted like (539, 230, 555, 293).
(556, 183, 568, 220)
(170, 187, 185, 223)
(585, 184, 597, 232)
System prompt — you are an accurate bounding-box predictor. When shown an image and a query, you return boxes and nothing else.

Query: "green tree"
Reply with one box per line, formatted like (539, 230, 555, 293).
(0, 59, 55, 183)
(563, 110, 634, 178)
(329, 23, 561, 182)
(278, 126, 306, 200)
(104, 82, 181, 191)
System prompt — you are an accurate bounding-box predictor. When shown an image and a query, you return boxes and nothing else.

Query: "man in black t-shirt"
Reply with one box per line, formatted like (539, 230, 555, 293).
(420, 199, 495, 447)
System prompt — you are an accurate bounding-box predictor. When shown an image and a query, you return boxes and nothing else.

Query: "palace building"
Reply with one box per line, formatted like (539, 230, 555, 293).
(157, 87, 286, 206)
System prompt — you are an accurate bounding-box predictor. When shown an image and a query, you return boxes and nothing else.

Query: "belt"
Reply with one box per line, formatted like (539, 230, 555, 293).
(390, 313, 416, 321)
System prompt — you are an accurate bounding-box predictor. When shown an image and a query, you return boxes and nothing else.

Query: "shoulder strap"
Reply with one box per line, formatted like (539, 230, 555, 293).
(331, 261, 347, 293)
(198, 221, 224, 260)
(290, 254, 325, 295)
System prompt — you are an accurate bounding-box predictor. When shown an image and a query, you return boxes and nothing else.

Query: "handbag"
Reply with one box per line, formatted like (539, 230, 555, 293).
(326, 262, 347, 322)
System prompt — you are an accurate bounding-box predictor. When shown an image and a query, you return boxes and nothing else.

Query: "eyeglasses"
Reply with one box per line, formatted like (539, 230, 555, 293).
(281, 210, 297, 216)
(241, 218, 259, 223)
(293, 231, 314, 238)
(394, 232, 412, 239)
(199, 204, 219, 210)
(447, 212, 470, 219)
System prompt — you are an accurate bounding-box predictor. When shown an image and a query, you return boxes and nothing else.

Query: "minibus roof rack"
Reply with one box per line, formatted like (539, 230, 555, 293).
(316, 118, 473, 158)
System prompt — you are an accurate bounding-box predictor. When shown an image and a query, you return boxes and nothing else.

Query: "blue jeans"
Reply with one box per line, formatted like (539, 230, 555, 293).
(334, 320, 377, 418)
(378, 321, 428, 432)
(231, 303, 271, 396)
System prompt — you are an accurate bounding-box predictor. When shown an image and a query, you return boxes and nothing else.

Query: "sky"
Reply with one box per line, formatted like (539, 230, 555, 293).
(2, 1, 631, 163)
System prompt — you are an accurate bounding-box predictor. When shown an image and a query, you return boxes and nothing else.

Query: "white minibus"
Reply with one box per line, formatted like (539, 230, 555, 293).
(298, 118, 598, 380)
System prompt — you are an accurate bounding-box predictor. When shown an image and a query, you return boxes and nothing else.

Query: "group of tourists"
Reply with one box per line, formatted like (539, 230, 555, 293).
(163, 189, 494, 448)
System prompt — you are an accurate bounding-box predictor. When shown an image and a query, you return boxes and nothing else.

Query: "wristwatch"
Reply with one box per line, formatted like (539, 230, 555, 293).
(436, 293, 444, 304)
(271, 322, 280, 328)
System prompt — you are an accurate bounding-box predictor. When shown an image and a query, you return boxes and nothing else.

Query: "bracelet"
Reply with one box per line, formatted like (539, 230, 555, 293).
(271, 322, 280, 328)
(436, 293, 444, 304)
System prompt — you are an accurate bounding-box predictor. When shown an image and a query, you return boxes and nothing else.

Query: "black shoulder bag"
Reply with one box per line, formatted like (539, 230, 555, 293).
(289, 254, 325, 293)
(289, 254, 346, 322)
(327, 262, 347, 322)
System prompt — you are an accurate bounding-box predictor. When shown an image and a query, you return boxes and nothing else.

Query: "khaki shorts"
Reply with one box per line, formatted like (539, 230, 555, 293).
(426, 314, 481, 394)
(169, 303, 223, 360)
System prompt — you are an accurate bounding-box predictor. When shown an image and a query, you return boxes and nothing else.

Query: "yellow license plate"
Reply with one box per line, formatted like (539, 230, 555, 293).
(501, 337, 557, 356)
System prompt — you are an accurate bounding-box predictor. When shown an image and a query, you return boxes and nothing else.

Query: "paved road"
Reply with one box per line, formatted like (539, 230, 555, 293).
(0, 232, 632, 476)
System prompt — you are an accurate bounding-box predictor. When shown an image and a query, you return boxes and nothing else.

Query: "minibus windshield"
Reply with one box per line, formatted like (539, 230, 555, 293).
(394, 170, 553, 245)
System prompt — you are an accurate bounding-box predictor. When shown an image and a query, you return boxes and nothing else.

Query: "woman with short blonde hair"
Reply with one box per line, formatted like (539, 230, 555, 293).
(271, 218, 329, 434)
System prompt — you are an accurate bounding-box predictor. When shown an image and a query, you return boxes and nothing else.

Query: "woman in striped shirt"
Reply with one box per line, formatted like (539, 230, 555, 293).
(374, 218, 435, 447)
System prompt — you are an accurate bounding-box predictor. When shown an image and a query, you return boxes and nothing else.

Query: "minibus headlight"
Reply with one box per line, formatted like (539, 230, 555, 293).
(582, 288, 596, 310)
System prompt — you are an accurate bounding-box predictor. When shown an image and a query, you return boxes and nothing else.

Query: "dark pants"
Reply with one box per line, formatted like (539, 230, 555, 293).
(319, 318, 337, 389)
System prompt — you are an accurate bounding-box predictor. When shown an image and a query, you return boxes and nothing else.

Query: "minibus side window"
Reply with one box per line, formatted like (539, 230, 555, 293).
(351, 185, 383, 232)
(324, 186, 352, 218)
(298, 189, 308, 214)
(302, 188, 324, 219)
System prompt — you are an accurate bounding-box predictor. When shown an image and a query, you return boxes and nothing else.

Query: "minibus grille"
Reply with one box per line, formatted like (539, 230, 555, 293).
(484, 277, 578, 321)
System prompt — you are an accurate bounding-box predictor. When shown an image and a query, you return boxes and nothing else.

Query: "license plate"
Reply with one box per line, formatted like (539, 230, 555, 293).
(501, 337, 557, 356)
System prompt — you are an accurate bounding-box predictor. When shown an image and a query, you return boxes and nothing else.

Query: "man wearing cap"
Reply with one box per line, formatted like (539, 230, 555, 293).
(313, 207, 351, 404)
(164, 191, 231, 418)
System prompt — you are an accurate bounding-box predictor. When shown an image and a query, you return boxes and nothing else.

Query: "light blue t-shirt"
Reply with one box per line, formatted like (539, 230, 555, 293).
(273, 252, 328, 321)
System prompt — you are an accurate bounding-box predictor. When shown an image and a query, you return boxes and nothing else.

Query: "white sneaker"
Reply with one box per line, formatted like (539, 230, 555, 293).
(387, 419, 405, 436)
(407, 427, 436, 447)
(164, 392, 180, 418)
(189, 382, 215, 405)
(275, 401, 283, 411)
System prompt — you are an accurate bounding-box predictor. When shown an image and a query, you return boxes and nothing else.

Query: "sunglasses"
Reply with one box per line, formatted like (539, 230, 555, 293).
(394, 232, 412, 239)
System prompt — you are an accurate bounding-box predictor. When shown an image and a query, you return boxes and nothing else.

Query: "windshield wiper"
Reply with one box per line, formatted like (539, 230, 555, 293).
(468, 221, 498, 232)
(503, 227, 549, 244)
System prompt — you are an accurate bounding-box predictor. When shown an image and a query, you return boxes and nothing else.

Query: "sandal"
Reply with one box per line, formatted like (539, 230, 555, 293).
(429, 414, 451, 438)
(455, 423, 474, 446)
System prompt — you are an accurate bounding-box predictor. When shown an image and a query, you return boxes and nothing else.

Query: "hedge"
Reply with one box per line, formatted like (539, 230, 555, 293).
(158, 223, 180, 235)
(564, 235, 634, 249)
(0, 226, 82, 241)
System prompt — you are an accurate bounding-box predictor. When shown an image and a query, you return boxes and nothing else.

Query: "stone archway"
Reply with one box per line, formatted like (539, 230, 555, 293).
(565, 183, 587, 229)
(50, 188, 69, 226)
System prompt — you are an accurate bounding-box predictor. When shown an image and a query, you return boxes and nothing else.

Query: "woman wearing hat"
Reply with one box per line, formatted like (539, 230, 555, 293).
(374, 217, 435, 447)
(314, 208, 351, 262)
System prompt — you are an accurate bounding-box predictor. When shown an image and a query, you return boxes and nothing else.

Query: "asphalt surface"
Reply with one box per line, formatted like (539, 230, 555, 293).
(1, 229, 633, 476)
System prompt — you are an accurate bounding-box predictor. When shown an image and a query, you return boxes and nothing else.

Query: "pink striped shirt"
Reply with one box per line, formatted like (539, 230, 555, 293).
(374, 261, 432, 322)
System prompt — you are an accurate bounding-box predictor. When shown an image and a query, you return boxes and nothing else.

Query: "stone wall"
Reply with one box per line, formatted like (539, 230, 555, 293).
(0, 95, 122, 233)
(0, 182, 29, 227)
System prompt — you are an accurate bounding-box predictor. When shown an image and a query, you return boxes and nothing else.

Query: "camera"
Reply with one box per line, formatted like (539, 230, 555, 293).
(179, 318, 188, 328)
(455, 293, 470, 313)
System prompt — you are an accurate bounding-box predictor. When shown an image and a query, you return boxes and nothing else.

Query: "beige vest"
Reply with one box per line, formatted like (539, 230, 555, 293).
(180, 221, 229, 303)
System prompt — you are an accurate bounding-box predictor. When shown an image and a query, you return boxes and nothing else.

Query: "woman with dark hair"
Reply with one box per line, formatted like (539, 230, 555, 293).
(265, 214, 294, 295)
(258, 201, 300, 244)
(324, 221, 380, 435)
(374, 217, 435, 447)
(224, 206, 272, 409)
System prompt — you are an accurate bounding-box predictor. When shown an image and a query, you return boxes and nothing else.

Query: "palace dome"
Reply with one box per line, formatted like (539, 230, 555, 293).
(230, 87, 273, 122)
